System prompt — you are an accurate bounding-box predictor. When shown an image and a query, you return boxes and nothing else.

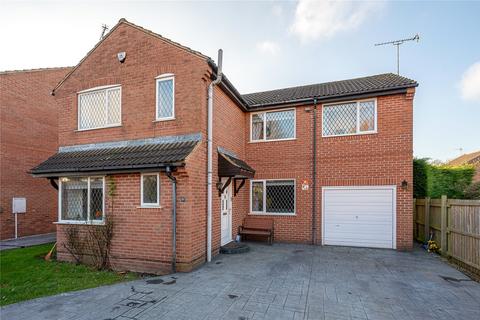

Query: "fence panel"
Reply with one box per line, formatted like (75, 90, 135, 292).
(414, 197, 480, 274)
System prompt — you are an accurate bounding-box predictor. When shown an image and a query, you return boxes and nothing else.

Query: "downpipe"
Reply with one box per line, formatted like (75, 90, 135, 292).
(207, 49, 223, 262)
(165, 166, 177, 273)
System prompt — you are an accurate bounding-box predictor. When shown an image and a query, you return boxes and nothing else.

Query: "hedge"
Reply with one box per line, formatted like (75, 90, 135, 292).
(413, 158, 475, 199)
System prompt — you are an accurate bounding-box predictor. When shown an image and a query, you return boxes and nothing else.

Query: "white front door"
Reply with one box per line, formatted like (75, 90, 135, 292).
(323, 186, 396, 249)
(220, 178, 233, 246)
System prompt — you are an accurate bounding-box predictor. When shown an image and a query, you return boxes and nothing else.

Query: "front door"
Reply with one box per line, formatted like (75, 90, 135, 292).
(220, 178, 233, 246)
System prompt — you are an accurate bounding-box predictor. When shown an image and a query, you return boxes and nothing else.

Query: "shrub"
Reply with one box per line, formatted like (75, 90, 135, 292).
(427, 165, 475, 198)
(464, 181, 480, 199)
(413, 158, 475, 199)
(413, 158, 428, 198)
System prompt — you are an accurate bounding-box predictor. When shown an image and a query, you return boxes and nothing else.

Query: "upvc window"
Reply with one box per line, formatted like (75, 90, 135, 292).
(251, 179, 295, 215)
(141, 173, 160, 207)
(156, 74, 175, 121)
(59, 177, 105, 223)
(78, 85, 121, 130)
(322, 99, 376, 137)
(251, 109, 295, 141)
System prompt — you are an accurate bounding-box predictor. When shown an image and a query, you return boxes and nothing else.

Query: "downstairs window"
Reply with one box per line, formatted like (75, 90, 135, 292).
(251, 179, 295, 215)
(59, 177, 104, 223)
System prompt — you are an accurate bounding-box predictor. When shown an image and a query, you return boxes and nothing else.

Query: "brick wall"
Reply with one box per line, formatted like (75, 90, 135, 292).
(0, 67, 71, 240)
(57, 148, 206, 274)
(55, 23, 208, 147)
(244, 91, 414, 250)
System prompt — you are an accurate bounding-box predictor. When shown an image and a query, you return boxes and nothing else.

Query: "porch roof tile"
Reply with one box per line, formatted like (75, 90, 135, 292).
(30, 133, 201, 177)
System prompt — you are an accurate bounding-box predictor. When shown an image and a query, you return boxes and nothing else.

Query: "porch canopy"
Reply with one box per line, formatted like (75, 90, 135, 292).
(217, 147, 255, 196)
(30, 133, 201, 178)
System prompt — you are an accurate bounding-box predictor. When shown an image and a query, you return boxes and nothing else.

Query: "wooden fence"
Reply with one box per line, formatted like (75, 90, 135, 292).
(414, 196, 480, 273)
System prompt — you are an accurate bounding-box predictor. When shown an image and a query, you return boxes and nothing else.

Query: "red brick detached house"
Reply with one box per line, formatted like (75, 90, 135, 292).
(1, 67, 71, 240)
(31, 19, 418, 274)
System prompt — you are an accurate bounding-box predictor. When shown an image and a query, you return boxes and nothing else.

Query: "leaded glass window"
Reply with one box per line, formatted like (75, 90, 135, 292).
(156, 76, 175, 120)
(251, 180, 295, 215)
(60, 177, 104, 223)
(251, 109, 295, 141)
(322, 100, 376, 136)
(141, 173, 159, 206)
(78, 86, 121, 130)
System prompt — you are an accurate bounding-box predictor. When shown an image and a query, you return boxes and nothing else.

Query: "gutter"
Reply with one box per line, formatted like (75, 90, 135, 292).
(247, 86, 418, 111)
(206, 49, 223, 263)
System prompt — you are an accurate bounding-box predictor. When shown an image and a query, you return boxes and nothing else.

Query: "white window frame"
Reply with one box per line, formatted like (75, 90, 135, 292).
(77, 85, 122, 131)
(140, 173, 160, 207)
(155, 74, 175, 121)
(249, 179, 296, 216)
(322, 98, 377, 137)
(250, 108, 296, 142)
(58, 176, 105, 224)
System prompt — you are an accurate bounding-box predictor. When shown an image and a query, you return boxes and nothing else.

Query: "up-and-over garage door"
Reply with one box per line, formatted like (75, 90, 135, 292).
(323, 186, 396, 249)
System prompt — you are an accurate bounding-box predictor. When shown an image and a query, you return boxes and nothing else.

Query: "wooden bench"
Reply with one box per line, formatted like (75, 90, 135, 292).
(238, 217, 274, 245)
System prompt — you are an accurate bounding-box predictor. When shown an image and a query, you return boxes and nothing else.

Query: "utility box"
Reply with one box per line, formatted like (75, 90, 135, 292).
(12, 197, 26, 214)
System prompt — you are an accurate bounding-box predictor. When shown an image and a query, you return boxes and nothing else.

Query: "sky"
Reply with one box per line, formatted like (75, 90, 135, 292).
(1, 0, 479, 162)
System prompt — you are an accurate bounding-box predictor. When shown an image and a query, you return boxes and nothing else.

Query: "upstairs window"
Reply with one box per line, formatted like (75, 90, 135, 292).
(78, 85, 121, 130)
(322, 99, 376, 137)
(251, 109, 295, 141)
(156, 74, 175, 120)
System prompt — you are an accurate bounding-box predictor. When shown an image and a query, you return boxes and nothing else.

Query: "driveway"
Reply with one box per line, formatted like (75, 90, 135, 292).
(2, 243, 479, 320)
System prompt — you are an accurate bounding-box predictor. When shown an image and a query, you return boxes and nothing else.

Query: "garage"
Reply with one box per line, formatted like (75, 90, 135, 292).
(322, 186, 396, 249)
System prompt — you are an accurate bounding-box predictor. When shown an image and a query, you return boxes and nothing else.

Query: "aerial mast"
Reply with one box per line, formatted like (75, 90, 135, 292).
(375, 34, 420, 75)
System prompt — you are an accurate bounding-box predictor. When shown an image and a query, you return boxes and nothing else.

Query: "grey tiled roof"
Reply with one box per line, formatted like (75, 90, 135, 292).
(242, 73, 418, 107)
(219, 150, 255, 174)
(31, 134, 201, 176)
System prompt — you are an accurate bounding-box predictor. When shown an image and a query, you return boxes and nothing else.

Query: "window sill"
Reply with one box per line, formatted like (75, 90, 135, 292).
(76, 125, 122, 132)
(137, 205, 162, 209)
(249, 138, 297, 144)
(248, 212, 296, 217)
(54, 221, 105, 225)
(153, 118, 175, 123)
(322, 131, 377, 138)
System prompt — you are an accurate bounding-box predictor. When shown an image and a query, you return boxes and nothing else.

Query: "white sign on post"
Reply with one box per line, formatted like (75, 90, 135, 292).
(12, 197, 26, 214)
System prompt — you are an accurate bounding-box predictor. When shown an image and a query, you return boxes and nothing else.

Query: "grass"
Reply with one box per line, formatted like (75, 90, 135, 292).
(0, 243, 138, 306)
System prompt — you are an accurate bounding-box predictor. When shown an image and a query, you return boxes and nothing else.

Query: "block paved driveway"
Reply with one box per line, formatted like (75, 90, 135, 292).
(2, 243, 480, 320)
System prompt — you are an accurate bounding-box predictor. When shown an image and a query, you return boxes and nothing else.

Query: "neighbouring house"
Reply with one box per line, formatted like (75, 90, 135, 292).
(0, 67, 71, 240)
(448, 151, 480, 182)
(31, 19, 417, 274)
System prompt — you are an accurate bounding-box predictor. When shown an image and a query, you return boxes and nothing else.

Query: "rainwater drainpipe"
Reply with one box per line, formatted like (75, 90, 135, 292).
(207, 49, 223, 262)
(312, 97, 318, 245)
(165, 166, 177, 273)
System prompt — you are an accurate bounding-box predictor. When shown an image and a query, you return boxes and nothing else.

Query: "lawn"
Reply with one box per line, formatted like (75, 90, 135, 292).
(0, 243, 138, 306)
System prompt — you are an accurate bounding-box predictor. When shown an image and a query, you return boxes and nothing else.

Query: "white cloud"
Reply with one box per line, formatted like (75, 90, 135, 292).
(257, 41, 280, 55)
(460, 62, 480, 102)
(290, 0, 383, 43)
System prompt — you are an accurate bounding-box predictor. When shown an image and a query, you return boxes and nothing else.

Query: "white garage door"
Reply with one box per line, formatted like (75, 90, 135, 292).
(323, 186, 396, 249)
